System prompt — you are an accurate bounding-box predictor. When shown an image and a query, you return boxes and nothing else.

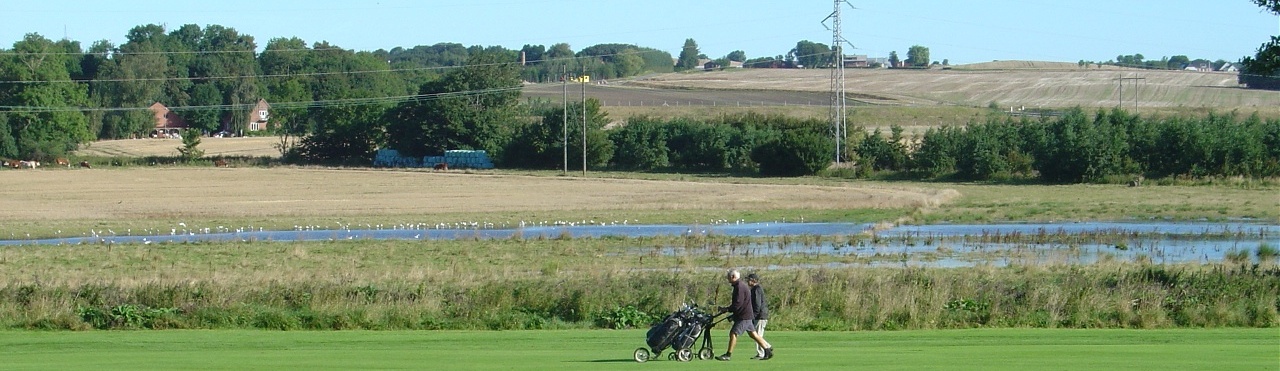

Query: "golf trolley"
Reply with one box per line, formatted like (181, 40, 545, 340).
(633, 303, 729, 363)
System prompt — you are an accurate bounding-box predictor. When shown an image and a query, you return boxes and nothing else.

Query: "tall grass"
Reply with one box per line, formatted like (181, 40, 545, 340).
(0, 238, 1274, 331)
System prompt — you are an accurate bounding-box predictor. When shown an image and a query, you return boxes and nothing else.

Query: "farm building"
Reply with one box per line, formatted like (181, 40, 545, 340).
(149, 102, 188, 138)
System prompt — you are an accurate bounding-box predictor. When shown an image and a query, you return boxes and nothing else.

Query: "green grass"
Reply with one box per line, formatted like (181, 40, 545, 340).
(1, 328, 1274, 370)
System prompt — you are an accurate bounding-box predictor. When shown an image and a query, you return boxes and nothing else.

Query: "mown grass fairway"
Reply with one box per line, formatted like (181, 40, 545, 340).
(1, 328, 1274, 370)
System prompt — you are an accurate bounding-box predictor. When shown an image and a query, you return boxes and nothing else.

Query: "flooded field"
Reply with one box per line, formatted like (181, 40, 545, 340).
(3, 221, 1274, 267)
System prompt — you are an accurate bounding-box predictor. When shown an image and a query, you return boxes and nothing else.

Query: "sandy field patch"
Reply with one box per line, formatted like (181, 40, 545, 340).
(0, 167, 950, 222)
(75, 137, 281, 158)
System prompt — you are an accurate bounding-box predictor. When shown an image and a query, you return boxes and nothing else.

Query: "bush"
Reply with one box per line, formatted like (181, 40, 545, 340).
(595, 305, 656, 329)
(753, 128, 833, 176)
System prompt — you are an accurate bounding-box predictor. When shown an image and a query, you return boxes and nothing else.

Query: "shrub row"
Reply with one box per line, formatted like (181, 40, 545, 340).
(510, 108, 1279, 181)
(892, 109, 1280, 182)
(2, 264, 1275, 331)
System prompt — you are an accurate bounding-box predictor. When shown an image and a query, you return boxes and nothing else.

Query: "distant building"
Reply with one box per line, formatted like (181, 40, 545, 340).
(219, 98, 273, 134)
(247, 99, 271, 132)
(842, 55, 869, 68)
(148, 102, 188, 138)
(1184, 61, 1213, 72)
(1218, 63, 1239, 72)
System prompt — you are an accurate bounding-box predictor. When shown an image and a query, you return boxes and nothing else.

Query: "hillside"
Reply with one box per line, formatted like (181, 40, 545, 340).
(617, 64, 1271, 110)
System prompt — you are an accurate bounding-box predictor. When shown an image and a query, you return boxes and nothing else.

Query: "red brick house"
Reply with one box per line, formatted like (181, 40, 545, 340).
(217, 98, 272, 134)
(247, 98, 271, 132)
(149, 102, 188, 138)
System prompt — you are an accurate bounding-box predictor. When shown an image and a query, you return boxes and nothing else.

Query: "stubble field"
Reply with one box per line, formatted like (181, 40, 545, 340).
(0, 167, 953, 238)
(624, 65, 1277, 110)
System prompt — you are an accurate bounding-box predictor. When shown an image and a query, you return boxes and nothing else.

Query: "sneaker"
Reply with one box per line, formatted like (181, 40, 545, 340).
(716, 354, 731, 361)
(761, 348, 774, 360)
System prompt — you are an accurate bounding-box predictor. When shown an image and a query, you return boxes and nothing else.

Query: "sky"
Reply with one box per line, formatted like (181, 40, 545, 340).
(2, 0, 1277, 65)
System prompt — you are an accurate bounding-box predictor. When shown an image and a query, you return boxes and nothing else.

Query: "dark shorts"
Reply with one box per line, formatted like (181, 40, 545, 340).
(729, 319, 757, 335)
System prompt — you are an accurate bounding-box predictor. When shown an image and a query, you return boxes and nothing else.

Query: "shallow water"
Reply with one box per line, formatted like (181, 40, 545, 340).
(0, 222, 867, 246)
(2, 221, 1275, 266)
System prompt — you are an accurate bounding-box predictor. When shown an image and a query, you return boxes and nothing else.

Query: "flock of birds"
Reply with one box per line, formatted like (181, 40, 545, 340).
(17, 218, 768, 242)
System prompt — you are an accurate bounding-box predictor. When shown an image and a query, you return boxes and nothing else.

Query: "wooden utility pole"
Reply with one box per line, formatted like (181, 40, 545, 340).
(1116, 75, 1145, 110)
(562, 65, 568, 175)
(581, 65, 587, 176)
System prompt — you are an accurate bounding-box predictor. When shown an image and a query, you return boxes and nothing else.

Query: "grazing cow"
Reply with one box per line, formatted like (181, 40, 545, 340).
(433, 163, 448, 170)
(80, 161, 92, 169)
(213, 159, 228, 168)
(18, 160, 38, 169)
(55, 158, 70, 167)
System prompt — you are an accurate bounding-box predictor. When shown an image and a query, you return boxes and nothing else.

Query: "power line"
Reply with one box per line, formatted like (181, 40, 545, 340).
(823, 0, 856, 165)
(0, 86, 523, 114)
(0, 49, 672, 85)
(0, 47, 346, 56)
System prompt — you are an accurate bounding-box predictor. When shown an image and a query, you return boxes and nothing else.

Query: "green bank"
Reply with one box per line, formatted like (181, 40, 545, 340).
(1, 328, 1274, 370)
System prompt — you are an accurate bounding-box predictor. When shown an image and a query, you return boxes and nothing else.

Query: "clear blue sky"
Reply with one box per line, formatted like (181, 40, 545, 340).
(3, 0, 1276, 64)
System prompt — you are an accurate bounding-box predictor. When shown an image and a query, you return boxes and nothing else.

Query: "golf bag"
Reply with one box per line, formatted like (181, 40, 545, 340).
(634, 302, 729, 363)
(645, 315, 683, 351)
(670, 317, 705, 350)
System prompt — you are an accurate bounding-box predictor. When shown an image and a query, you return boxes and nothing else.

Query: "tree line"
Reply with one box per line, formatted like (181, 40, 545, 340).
(1078, 54, 1237, 71)
(740, 40, 934, 69)
(1241, 0, 1280, 89)
(0, 24, 674, 161)
(859, 109, 1280, 182)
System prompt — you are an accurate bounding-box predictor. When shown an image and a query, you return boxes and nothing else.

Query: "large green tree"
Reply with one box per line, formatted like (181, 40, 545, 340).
(906, 45, 930, 68)
(93, 25, 169, 139)
(504, 98, 612, 169)
(792, 40, 831, 68)
(384, 50, 523, 159)
(1241, 1, 1280, 89)
(0, 34, 92, 159)
(676, 38, 701, 71)
(1255, 0, 1280, 12)
(258, 37, 313, 155)
(290, 42, 402, 163)
(194, 25, 259, 133)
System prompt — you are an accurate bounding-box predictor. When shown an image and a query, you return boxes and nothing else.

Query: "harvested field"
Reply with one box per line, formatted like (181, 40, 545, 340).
(620, 67, 1276, 111)
(0, 167, 949, 223)
(74, 137, 280, 158)
(523, 82, 835, 107)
